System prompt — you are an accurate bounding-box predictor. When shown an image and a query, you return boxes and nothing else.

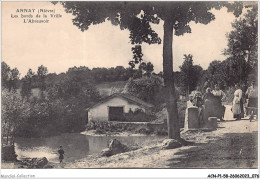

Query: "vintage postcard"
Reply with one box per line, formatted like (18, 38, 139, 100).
(1, 1, 259, 178)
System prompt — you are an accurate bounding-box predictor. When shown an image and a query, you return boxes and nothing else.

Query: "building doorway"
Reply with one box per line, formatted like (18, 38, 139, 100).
(108, 107, 124, 121)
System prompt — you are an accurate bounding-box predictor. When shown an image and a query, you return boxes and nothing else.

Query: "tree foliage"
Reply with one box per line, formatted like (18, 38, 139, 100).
(124, 75, 164, 105)
(1, 62, 21, 91)
(21, 69, 35, 100)
(179, 54, 203, 94)
(199, 5, 258, 89)
(224, 4, 258, 83)
(37, 65, 48, 93)
(1, 62, 103, 138)
(138, 61, 154, 77)
(2, 89, 30, 144)
(1, 62, 11, 89)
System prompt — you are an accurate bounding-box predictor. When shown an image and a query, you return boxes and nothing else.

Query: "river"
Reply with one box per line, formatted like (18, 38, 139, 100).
(15, 133, 165, 163)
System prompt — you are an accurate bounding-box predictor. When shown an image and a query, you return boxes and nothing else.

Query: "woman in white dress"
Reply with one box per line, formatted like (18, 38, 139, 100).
(232, 84, 243, 120)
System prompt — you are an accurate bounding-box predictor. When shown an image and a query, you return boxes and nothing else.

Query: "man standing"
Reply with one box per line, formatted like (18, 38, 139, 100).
(58, 146, 65, 164)
(245, 80, 258, 120)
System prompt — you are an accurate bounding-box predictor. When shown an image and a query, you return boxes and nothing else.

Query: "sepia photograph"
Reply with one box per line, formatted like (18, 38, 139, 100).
(1, 0, 259, 177)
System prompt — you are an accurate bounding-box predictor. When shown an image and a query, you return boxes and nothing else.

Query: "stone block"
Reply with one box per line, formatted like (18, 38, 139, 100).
(184, 106, 199, 130)
(101, 148, 112, 157)
(207, 117, 218, 130)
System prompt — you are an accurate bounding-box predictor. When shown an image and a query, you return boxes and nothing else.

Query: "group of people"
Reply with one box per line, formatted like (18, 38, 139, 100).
(189, 84, 226, 125)
(188, 80, 257, 124)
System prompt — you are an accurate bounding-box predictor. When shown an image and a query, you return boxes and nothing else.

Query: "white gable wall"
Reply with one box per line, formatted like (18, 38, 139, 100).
(88, 96, 146, 121)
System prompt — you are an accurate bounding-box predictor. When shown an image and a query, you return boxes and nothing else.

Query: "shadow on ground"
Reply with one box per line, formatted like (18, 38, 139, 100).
(167, 132, 258, 169)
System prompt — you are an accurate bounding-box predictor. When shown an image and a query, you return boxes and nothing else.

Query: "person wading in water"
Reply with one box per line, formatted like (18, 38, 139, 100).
(58, 146, 65, 164)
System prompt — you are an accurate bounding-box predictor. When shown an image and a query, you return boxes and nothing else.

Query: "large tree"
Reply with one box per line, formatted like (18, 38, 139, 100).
(224, 4, 257, 83)
(21, 69, 35, 100)
(59, 1, 242, 139)
(2, 89, 30, 145)
(179, 54, 202, 95)
(1, 62, 11, 89)
(37, 65, 48, 96)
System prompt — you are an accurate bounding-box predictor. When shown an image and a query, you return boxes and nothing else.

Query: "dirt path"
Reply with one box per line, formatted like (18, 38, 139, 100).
(174, 119, 258, 169)
(64, 119, 258, 168)
(167, 132, 257, 168)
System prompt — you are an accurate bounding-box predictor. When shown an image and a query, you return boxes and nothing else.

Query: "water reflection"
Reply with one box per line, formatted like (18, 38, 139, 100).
(15, 133, 164, 163)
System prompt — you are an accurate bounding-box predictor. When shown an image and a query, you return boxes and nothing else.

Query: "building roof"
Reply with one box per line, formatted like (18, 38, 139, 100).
(87, 93, 154, 111)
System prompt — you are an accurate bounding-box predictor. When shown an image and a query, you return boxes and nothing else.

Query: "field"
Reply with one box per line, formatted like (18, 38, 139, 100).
(95, 81, 127, 97)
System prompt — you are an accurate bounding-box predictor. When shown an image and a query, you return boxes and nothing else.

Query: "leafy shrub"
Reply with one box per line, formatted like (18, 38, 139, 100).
(86, 119, 167, 135)
(87, 120, 109, 133)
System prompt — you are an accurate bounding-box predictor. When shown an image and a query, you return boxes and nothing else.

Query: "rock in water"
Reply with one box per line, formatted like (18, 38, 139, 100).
(101, 148, 112, 157)
(109, 139, 129, 155)
(162, 139, 182, 149)
(101, 139, 129, 157)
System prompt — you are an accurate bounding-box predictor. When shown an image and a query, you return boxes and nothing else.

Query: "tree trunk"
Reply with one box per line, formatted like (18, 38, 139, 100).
(163, 18, 180, 139)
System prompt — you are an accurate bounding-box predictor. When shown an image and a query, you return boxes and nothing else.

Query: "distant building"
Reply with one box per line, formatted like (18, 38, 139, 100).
(87, 93, 154, 122)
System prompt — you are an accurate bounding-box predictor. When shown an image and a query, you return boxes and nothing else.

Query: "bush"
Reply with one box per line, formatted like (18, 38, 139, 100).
(86, 120, 111, 132)
(86, 119, 167, 135)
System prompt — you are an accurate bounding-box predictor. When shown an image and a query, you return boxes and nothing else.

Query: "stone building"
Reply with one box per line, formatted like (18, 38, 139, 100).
(87, 93, 153, 122)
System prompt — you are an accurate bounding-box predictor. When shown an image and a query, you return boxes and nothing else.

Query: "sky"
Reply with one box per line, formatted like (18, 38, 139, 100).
(2, 1, 241, 77)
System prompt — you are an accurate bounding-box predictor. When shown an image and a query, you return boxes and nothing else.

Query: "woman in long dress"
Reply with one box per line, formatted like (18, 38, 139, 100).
(203, 88, 215, 123)
(212, 84, 225, 120)
(190, 86, 204, 126)
(232, 84, 243, 120)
